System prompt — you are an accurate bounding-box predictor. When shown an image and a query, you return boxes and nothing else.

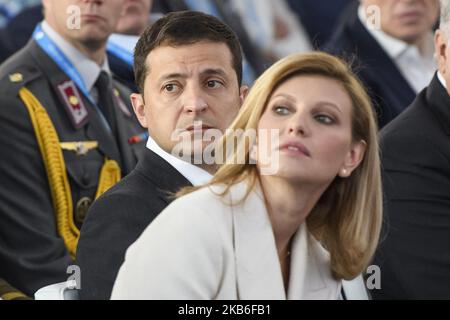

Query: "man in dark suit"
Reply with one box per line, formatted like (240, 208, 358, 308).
(371, 1, 450, 298)
(0, 0, 146, 298)
(286, 0, 352, 47)
(76, 11, 248, 300)
(324, 0, 438, 128)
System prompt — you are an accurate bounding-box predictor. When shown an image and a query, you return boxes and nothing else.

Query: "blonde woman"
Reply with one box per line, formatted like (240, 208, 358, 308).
(111, 52, 382, 300)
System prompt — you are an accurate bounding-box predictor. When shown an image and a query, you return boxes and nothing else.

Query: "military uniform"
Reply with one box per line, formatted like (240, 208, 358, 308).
(0, 38, 145, 297)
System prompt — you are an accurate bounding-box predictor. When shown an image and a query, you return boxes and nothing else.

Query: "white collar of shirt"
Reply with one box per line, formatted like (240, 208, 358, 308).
(358, 5, 436, 93)
(41, 21, 111, 93)
(438, 71, 447, 89)
(146, 136, 213, 186)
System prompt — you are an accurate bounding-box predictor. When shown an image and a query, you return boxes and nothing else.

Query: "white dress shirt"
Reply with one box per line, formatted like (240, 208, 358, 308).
(438, 71, 447, 89)
(146, 136, 212, 186)
(231, 0, 312, 59)
(358, 5, 436, 94)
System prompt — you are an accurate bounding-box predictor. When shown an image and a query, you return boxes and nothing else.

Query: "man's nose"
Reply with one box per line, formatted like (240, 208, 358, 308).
(182, 85, 208, 114)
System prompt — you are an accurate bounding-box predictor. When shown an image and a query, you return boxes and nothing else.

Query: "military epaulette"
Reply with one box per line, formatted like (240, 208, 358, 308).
(5, 66, 42, 92)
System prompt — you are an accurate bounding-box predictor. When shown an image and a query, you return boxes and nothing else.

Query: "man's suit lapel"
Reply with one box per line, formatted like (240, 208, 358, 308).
(28, 40, 123, 165)
(345, 2, 416, 114)
(135, 148, 193, 205)
(228, 181, 340, 300)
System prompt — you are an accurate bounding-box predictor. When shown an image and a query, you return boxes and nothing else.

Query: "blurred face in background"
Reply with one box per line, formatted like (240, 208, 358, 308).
(361, 0, 439, 44)
(116, 0, 153, 35)
(43, 0, 125, 49)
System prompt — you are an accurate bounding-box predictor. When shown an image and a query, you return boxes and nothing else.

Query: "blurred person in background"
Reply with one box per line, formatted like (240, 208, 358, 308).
(325, 0, 439, 127)
(231, 0, 312, 63)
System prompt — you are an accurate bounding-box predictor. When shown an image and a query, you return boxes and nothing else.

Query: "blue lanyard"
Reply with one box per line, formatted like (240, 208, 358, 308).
(33, 24, 112, 132)
(33, 24, 96, 106)
(106, 41, 134, 67)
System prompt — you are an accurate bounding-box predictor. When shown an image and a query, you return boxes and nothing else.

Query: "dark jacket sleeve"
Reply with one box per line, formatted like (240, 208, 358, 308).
(373, 126, 450, 299)
(0, 92, 73, 297)
(76, 190, 160, 300)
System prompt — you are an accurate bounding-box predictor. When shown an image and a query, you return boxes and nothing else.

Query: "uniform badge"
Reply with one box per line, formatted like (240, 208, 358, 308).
(57, 80, 89, 128)
(9, 73, 23, 83)
(113, 88, 131, 117)
(60, 141, 98, 156)
(76, 197, 92, 224)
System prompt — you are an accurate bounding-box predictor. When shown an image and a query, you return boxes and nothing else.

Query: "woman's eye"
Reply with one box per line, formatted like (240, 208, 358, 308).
(163, 83, 180, 93)
(315, 114, 335, 124)
(273, 106, 291, 115)
(206, 80, 222, 89)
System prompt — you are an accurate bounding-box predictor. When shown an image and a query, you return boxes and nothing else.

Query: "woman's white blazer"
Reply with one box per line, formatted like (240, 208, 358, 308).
(111, 181, 341, 300)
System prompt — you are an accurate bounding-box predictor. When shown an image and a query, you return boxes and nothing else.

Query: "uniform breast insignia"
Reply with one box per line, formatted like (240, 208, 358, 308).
(60, 141, 98, 156)
(76, 197, 92, 224)
(9, 73, 23, 83)
(113, 88, 132, 117)
(57, 80, 89, 128)
(128, 132, 149, 145)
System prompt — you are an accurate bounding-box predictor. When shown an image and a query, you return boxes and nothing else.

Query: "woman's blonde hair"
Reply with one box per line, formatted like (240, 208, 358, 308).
(178, 51, 382, 280)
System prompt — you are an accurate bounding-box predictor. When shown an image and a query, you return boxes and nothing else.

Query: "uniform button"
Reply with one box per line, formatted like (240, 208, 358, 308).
(76, 197, 92, 224)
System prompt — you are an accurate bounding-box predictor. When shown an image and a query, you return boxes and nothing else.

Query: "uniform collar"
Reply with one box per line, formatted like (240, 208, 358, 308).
(146, 136, 212, 186)
(41, 21, 111, 92)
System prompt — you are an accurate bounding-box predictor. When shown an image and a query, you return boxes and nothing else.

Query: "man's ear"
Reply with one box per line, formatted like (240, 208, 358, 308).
(435, 30, 449, 77)
(239, 85, 249, 106)
(130, 93, 149, 128)
(338, 140, 367, 178)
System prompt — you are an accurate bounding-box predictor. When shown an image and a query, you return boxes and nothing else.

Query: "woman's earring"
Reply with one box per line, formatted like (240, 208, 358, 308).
(340, 168, 348, 177)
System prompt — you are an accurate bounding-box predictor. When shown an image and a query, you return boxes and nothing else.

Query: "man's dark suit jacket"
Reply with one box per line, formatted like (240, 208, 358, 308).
(286, 0, 352, 47)
(372, 74, 450, 299)
(76, 148, 192, 300)
(323, 1, 416, 128)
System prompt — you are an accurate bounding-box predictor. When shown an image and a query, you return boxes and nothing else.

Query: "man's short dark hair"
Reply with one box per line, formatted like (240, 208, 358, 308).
(133, 11, 243, 93)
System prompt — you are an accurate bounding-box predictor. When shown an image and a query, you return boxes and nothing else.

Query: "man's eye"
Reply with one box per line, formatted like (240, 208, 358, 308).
(315, 114, 335, 124)
(273, 106, 291, 115)
(206, 80, 222, 89)
(163, 83, 180, 93)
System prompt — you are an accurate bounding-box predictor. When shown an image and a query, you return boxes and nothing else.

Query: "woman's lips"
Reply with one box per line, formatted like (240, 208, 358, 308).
(278, 141, 311, 157)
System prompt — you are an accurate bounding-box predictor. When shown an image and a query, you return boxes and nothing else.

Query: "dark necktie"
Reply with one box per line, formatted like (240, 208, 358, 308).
(94, 71, 117, 135)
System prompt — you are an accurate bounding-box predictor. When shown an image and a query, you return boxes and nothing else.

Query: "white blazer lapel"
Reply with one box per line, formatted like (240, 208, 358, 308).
(288, 223, 342, 299)
(228, 181, 286, 300)
(227, 181, 341, 300)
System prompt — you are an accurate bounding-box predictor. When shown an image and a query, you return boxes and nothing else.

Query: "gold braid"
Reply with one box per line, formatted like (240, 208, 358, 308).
(19, 87, 121, 259)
